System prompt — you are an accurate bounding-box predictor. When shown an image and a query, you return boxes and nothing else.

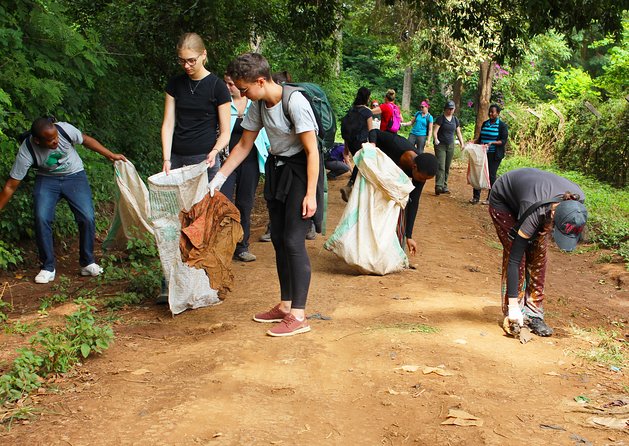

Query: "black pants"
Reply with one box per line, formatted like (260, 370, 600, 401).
(473, 151, 502, 200)
(267, 167, 312, 309)
(220, 148, 259, 254)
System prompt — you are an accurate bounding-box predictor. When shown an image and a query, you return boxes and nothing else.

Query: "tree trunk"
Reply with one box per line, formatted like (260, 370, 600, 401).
(475, 59, 495, 140)
(453, 77, 464, 116)
(402, 66, 412, 111)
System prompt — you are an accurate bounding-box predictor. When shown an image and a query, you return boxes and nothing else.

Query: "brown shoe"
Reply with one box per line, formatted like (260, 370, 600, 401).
(253, 304, 289, 323)
(267, 314, 311, 337)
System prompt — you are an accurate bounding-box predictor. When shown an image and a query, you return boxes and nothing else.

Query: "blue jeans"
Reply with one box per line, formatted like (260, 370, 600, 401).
(33, 170, 96, 271)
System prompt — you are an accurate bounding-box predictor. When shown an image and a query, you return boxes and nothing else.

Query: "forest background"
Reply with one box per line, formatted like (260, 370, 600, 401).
(0, 0, 627, 267)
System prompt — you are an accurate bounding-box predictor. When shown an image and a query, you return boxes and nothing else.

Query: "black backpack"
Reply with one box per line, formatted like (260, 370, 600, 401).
(19, 123, 72, 169)
(340, 106, 367, 143)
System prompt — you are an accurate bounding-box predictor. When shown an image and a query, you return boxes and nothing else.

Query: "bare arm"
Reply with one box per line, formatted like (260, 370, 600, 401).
(433, 123, 441, 145)
(456, 126, 465, 147)
(402, 116, 416, 127)
(161, 93, 176, 173)
(82, 135, 127, 162)
(299, 130, 319, 219)
(427, 122, 433, 144)
(206, 102, 232, 167)
(0, 178, 22, 211)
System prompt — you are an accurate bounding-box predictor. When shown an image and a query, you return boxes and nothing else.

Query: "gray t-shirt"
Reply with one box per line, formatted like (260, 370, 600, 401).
(489, 168, 586, 237)
(241, 91, 318, 159)
(10, 122, 84, 180)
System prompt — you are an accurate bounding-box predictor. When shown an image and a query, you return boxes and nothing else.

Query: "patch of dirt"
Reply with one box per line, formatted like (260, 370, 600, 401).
(1, 162, 627, 445)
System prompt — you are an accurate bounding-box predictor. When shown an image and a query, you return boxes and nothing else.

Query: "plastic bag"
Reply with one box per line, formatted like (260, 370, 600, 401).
(463, 143, 491, 189)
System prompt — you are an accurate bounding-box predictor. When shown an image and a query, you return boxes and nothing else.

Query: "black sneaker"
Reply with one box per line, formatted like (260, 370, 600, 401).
(435, 187, 443, 196)
(441, 188, 451, 195)
(526, 317, 554, 337)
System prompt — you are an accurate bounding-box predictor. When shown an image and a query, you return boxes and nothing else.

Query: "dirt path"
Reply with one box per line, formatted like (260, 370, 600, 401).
(1, 164, 628, 445)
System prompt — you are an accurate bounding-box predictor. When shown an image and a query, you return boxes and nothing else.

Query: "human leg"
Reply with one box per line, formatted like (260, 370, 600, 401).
(408, 134, 419, 152)
(33, 175, 61, 273)
(417, 135, 427, 154)
(325, 160, 350, 179)
(484, 152, 502, 203)
(234, 150, 260, 257)
(61, 171, 97, 268)
(442, 143, 455, 192)
(434, 143, 447, 192)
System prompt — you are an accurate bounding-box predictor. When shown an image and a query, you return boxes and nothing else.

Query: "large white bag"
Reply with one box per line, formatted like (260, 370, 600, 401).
(147, 162, 220, 314)
(463, 143, 491, 189)
(103, 160, 154, 250)
(324, 143, 415, 275)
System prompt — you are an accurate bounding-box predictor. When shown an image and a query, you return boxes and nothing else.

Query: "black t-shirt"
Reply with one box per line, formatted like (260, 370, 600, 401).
(166, 73, 231, 156)
(346, 106, 373, 154)
(435, 115, 460, 145)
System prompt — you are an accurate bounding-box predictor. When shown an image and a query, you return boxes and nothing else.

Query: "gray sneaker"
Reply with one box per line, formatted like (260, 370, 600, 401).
(259, 224, 271, 242)
(234, 251, 257, 262)
(306, 222, 317, 240)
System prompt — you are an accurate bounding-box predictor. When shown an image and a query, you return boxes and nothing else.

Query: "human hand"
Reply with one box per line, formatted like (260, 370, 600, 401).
(507, 305, 524, 326)
(434, 139, 440, 146)
(206, 150, 219, 168)
(163, 160, 171, 175)
(302, 194, 317, 219)
(343, 153, 351, 166)
(109, 153, 128, 163)
(406, 238, 417, 256)
(208, 171, 227, 197)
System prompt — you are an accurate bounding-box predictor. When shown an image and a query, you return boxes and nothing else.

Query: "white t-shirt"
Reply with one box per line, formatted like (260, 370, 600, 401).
(242, 91, 318, 159)
(10, 122, 84, 180)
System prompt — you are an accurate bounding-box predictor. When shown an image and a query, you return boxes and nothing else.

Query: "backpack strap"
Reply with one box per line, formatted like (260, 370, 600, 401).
(509, 197, 563, 240)
(54, 123, 72, 144)
(280, 84, 302, 131)
(24, 137, 38, 169)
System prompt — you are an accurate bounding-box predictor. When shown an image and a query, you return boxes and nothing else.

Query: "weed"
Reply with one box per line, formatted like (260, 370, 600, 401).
(105, 292, 143, 310)
(0, 404, 39, 430)
(370, 322, 440, 334)
(595, 253, 614, 264)
(3, 321, 38, 335)
(0, 241, 23, 270)
(570, 325, 627, 367)
(0, 299, 12, 324)
(485, 240, 503, 251)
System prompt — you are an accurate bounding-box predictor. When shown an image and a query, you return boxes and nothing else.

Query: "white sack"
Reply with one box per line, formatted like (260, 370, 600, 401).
(462, 143, 491, 190)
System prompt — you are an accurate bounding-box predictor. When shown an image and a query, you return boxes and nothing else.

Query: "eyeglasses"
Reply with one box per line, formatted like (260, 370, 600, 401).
(177, 55, 202, 66)
(237, 86, 249, 94)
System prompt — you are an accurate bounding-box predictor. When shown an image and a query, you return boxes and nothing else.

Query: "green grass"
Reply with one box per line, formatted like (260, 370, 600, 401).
(570, 325, 627, 367)
(370, 322, 439, 334)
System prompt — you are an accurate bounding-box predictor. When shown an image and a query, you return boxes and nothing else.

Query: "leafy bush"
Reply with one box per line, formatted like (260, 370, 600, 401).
(0, 240, 23, 270)
(547, 67, 599, 101)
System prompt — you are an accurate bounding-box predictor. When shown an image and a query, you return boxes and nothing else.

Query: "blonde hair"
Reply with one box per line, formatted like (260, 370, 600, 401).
(385, 89, 396, 102)
(177, 33, 206, 54)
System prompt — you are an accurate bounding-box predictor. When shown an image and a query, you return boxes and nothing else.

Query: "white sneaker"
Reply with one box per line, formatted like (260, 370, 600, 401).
(80, 263, 103, 277)
(35, 269, 55, 284)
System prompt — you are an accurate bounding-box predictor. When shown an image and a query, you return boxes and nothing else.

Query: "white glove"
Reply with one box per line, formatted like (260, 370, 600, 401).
(508, 305, 524, 326)
(208, 172, 227, 197)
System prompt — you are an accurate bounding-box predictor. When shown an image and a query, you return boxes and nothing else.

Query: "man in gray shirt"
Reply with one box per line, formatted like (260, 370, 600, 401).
(0, 117, 127, 284)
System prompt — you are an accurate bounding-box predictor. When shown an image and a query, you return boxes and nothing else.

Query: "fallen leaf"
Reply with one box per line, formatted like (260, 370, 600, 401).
(544, 371, 561, 376)
(130, 368, 151, 375)
(590, 416, 629, 430)
(399, 365, 420, 372)
(212, 433, 223, 438)
(387, 389, 399, 395)
(441, 409, 483, 426)
(423, 367, 454, 376)
(539, 424, 566, 431)
(519, 327, 533, 344)
(14, 274, 24, 279)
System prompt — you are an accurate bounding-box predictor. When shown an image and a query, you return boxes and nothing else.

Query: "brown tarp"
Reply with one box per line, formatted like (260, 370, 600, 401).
(179, 192, 243, 297)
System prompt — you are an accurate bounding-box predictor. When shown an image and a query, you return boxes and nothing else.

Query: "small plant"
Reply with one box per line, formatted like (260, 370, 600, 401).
(3, 321, 38, 335)
(105, 292, 143, 310)
(570, 325, 627, 367)
(371, 322, 440, 334)
(0, 298, 12, 324)
(0, 241, 23, 270)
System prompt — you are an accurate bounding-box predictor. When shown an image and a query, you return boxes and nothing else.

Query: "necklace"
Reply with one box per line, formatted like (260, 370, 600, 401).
(188, 77, 205, 95)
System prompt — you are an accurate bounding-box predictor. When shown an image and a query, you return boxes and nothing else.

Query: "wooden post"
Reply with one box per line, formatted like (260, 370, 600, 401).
(584, 101, 602, 118)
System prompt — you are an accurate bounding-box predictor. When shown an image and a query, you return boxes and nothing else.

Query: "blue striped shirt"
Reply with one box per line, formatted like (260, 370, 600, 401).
(479, 118, 501, 153)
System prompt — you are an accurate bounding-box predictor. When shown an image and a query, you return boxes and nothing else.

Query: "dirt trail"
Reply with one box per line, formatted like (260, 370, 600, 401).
(1, 164, 628, 446)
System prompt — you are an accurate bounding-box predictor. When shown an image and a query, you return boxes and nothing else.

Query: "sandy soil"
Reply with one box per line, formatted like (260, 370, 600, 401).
(1, 164, 628, 446)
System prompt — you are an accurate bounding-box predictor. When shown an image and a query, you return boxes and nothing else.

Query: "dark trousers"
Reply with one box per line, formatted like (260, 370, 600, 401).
(220, 149, 260, 254)
(33, 171, 95, 271)
(267, 169, 312, 310)
(473, 151, 502, 200)
(408, 134, 427, 154)
(325, 159, 350, 179)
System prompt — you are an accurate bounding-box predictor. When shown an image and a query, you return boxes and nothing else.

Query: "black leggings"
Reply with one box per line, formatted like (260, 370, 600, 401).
(267, 170, 312, 309)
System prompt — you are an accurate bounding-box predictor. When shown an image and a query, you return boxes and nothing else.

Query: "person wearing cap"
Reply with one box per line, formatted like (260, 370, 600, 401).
(402, 100, 433, 154)
(488, 168, 588, 337)
(432, 100, 465, 195)
(469, 104, 508, 205)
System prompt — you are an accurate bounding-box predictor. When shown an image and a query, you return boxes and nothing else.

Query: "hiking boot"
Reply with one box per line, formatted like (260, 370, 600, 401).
(340, 185, 352, 202)
(267, 314, 311, 337)
(259, 224, 271, 242)
(35, 269, 55, 284)
(306, 222, 317, 240)
(81, 263, 103, 277)
(441, 188, 451, 195)
(469, 198, 479, 204)
(234, 251, 257, 262)
(253, 303, 289, 323)
(526, 317, 554, 337)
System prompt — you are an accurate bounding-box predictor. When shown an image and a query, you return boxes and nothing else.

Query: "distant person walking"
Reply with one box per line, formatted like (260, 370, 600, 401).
(432, 100, 464, 195)
(402, 100, 433, 154)
(469, 104, 508, 205)
(0, 117, 127, 283)
(161, 32, 231, 178)
(489, 168, 588, 337)
(371, 89, 402, 134)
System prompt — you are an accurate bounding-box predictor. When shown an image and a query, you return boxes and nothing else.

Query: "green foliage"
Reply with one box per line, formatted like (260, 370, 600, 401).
(0, 240, 23, 270)
(104, 292, 142, 311)
(547, 67, 599, 100)
(0, 298, 113, 404)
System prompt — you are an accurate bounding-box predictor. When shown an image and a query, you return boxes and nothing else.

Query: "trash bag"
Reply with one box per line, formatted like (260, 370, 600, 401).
(463, 143, 491, 190)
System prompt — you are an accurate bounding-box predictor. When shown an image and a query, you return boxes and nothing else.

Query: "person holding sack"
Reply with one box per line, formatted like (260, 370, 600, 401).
(402, 100, 433, 154)
(469, 104, 508, 204)
(208, 53, 322, 337)
(489, 168, 588, 337)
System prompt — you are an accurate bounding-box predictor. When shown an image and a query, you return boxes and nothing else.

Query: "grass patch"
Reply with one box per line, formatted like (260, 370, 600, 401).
(370, 322, 439, 334)
(570, 325, 627, 368)
(485, 240, 503, 250)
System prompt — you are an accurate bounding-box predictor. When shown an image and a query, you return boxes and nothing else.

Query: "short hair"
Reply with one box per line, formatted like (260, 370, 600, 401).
(353, 87, 371, 107)
(226, 53, 271, 82)
(489, 104, 502, 113)
(385, 89, 396, 102)
(415, 153, 439, 177)
(272, 71, 292, 84)
(31, 116, 56, 139)
(177, 33, 206, 54)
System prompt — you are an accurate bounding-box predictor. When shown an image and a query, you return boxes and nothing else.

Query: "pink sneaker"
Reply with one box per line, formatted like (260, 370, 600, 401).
(253, 304, 289, 323)
(267, 314, 311, 337)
